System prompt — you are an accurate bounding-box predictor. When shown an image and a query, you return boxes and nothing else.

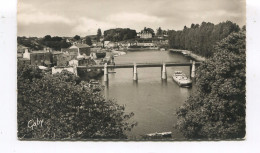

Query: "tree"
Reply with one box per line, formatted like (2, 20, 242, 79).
(97, 28, 102, 42)
(74, 35, 81, 40)
(104, 28, 137, 41)
(141, 27, 155, 36)
(156, 27, 163, 36)
(168, 21, 240, 57)
(85, 36, 92, 46)
(44, 35, 52, 41)
(17, 65, 137, 140)
(176, 30, 246, 139)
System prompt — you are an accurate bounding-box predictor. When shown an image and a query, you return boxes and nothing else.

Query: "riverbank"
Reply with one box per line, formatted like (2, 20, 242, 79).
(169, 49, 206, 62)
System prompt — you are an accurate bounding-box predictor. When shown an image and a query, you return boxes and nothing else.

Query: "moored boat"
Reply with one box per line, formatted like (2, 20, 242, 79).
(143, 132, 172, 139)
(172, 71, 192, 87)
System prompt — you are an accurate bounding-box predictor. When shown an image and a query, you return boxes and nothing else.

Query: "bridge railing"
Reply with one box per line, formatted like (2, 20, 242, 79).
(77, 62, 202, 69)
(77, 61, 202, 81)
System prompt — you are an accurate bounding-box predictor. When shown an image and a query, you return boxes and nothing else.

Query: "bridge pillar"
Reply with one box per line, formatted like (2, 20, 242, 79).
(104, 63, 108, 82)
(161, 63, 167, 80)
(191, 61, 196, 78)
(133, 63, 138, 81)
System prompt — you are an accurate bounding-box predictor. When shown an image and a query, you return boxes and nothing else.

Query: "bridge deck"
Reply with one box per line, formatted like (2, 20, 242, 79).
(77, 62, 201, 69)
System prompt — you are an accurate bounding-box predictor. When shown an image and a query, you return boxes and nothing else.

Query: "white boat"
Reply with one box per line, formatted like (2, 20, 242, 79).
(160, 48, 166, 51)
(144, 132, 172, 139)
(172, 71, 192, 87)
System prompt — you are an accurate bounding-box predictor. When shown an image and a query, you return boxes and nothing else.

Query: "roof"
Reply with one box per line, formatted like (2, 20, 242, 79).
(52, 51, 63, 55)
(31, 51, 50, 54)
(74, 44, 90, 48)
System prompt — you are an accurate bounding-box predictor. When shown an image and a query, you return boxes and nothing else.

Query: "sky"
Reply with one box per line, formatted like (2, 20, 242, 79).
(17, 0, 246, 37)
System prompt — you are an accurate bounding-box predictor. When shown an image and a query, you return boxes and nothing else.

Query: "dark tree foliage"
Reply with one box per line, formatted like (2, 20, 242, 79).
(41, 35, 71, 50)
(85, 36, 92, 46)
(97, 28, 102, 42)
(104, 28, 137, 41)
(176, 30, 246, 139)
(168, 21, 240, 57)
(141, 27, 155, 36)
(156, 27, 163, 36)
(17, 64, 137, 140)
(17, 37, 44, 50)
(74, 35, 81, 40)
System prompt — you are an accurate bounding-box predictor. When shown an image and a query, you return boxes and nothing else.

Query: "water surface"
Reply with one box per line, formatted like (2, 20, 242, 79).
(98, 50, 195, 139)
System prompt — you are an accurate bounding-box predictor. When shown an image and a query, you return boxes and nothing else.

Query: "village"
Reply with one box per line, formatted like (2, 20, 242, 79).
(17, 28, 169, 78)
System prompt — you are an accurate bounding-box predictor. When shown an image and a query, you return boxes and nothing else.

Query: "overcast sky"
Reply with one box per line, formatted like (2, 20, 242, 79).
(17, 0, 246, 37)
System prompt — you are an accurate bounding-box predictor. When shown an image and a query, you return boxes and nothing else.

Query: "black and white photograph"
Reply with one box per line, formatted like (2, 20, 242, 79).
(15, 0, 247, 141)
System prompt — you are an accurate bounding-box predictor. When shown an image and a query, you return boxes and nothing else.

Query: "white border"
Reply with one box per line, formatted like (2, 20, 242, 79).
(0, 0, 260, 152)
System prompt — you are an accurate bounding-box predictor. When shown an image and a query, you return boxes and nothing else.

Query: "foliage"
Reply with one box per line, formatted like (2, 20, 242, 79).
(141, 27, 155, 36)
(176, 30, 246, 139)
(74, 35, 81, 40)
(97, 28, 102, 42)
(104, 28, 137, 41)
(156, 27, 163, 36)
(168, 21, 240, 57)
(41, 35, 71, 50)
(85, 36, 93, 46)
(18, 65, 136, 140)
(17, 37, 44, 50)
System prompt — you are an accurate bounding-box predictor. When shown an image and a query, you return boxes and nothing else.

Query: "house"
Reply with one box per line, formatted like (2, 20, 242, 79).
(104, 41, 110, 47)
(23, 48, 30, 59)
(127, 40, 138, 47)
(30, 51, 53, 66)
(56, 52, 71, 66)
(17, 45, 29, 58)
(62, 44, 91, 59)
(52, 51, 63, 66)
(107, 42, 118, 48)
(68, 59, 79, 67)
(137, 32, 152, 39)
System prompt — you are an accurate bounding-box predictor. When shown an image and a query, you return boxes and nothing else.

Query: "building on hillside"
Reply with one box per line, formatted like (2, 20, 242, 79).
(17, 45, 29, 58)
(56, 52, 71, 66)
(68, 59, 79, 67)
(52, 51, 63, 66)
(78, 57, 96, 66)
(23, 48, 30, 59)
(127, 40, 138, 47)
(107, 42, 118, 48)
(137, 32, 152, 39)
(61, 44, 91, 59)
(30, 51, 53, 66)
(104, 41, 110, 48)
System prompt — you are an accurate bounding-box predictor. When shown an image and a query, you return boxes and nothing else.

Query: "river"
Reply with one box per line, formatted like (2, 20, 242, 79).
(98, 50, 195, 139)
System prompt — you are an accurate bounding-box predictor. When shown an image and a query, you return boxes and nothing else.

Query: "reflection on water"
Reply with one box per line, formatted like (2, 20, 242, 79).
(96, 51, 195, 139)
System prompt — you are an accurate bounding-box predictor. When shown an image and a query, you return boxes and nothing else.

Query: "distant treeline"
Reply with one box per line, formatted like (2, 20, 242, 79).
(104, 28, 137, 42)
(17, 35, 71, 51)
(168, 21, 243, 57)
(41, 35, 71, 50)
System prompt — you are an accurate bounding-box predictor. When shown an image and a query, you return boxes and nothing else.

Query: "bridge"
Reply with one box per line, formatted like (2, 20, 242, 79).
(77, 60, 201, 81)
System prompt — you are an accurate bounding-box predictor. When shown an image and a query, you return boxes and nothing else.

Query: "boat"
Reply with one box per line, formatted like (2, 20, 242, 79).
(160, 48, 166, 51)
(172, 71, 192, 87)
(96, 51, 106, 58)
(182, 52, 189, 56)
(143, 132, 172, 139)
(89, 79, 99, 84)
